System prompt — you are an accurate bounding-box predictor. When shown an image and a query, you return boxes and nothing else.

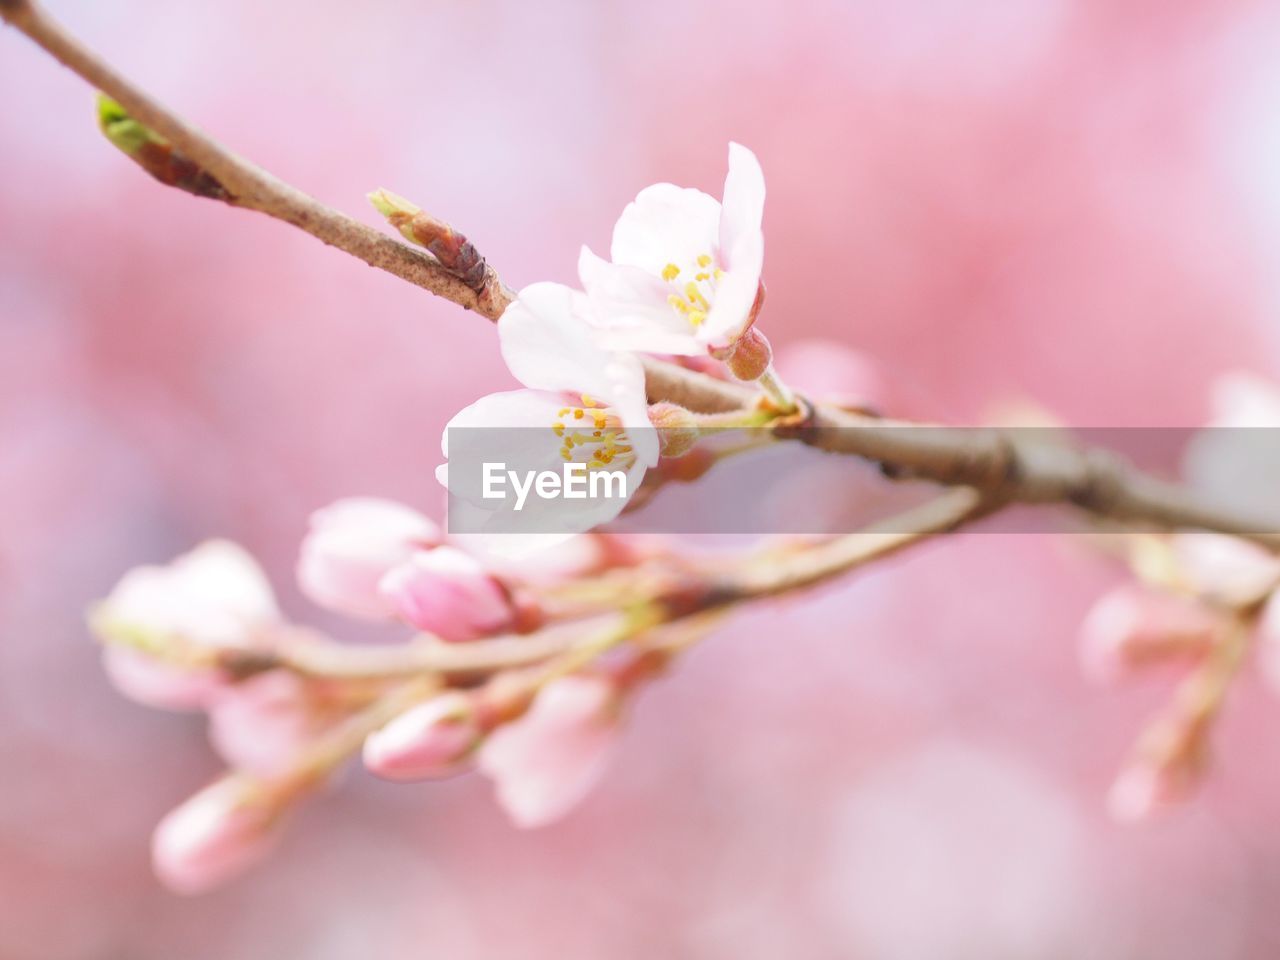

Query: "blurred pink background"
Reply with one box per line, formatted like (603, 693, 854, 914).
(6, 0, 1280, 956)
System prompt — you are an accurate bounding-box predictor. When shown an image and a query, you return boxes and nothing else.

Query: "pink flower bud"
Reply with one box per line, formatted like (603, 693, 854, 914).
(93, 540, 280, 709)
(363, 691, 478, 781)
(377, 546, 515, 642)
(1078, 586, 1220, 683)
(101, 647, 228, 712)
(648, 402, 701, 458)
(151, 777, 279, 894)
(721, 326, 773, 381)
(297, 498, 441, 619)
(1107, 759, 1186, 823)
(477, 675, 621, 828)
(1171, 533, 1280, 606)
(207, 671, 324, 777)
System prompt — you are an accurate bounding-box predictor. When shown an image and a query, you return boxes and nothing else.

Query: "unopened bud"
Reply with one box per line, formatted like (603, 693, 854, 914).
(722, 327, 773, 382)
(378, 546, 516, 642)
(151, 776, 280, 894)
(1078, 586, 1220, 683)
(648, 402, 700, 458)
(363, 692, 479, 781)
(97, 95, 229, 201)
(366, 188, 422, 244)
(297, 498, 441, 620)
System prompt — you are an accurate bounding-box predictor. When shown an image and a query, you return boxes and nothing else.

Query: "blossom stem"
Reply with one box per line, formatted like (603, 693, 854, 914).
(756, 365, 797, 413)
(688, 408, 779, 430)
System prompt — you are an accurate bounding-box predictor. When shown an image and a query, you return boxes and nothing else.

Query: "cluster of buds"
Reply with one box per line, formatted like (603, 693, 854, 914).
(90, 502, 670, 893)
(1078, 533, 1280, 820)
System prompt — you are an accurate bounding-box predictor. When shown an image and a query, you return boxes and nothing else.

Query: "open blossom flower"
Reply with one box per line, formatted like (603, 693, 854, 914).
(151, 776, 280, 894)
(378, 546, 516, 642)
(297, 497, 441, 619)
(363, 691, 478, 781)
(94, 540, 279, 710)
(438, 282, 658, 537)
(477, 675, 622, 828)
(578, 142, 765, 356)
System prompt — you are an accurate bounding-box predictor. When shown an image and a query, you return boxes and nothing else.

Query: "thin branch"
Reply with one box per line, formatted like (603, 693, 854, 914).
(7, 0, 1279, 549)
(0, 0, 511, 319)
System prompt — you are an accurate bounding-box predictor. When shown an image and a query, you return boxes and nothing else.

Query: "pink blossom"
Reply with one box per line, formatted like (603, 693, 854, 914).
(438, 283, 658, 538)
(378, 546, 515, 641)
(1170, 533, 1280, 606)
(477, 675, 621, 828)
(151, 777, 279, 894)
(1078, 585, 1220, 682)
(297, 497, 442, 619)
(207, 671, 328, 777)
(363, 691, 478, 781)
(578, 143, 765, 356)
(94, 540, 280, 710)
(1107, 757, 1191, 823)
(101, 648, 230, 711)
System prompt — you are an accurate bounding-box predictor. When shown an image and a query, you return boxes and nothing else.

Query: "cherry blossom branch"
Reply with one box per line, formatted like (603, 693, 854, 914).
(229, 488, 985, 683)
(6, 0, 1277, 552)
(641, 359, 1280, 548)
(0, 0, 511, 318)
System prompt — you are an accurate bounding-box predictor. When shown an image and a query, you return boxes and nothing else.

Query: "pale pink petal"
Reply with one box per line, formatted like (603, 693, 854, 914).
(1171, 533, 1280, 604)
(610, 183, 721, 276)
(499, 282, 624, 400)
(1077, 585, 1219, 683)
(378, 547, 514, 642)
(151, 777, 278, 894)
(297, 497, 441, 620)
(99, 540, 278, 649)
(702, 231, 764, 347)
(102, 647, 228, 712)
(1208, 371, 1280, 427)
(363, 691, 477, 781)
(717, 142, 766, 256)
(578, 246, 703, 356)
(207, 671, 318, 776)
(478, 675, 620, 828)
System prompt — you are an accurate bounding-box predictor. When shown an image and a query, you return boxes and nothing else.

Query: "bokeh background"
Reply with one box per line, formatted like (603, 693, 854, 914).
(6, 0, 1280, 956)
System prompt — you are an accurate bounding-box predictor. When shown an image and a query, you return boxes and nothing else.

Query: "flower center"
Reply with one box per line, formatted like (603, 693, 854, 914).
(552, 394, 636, 470)
(662, 253, 723, 329)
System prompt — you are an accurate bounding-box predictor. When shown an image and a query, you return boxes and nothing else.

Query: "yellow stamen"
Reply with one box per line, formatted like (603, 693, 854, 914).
(696, 254, 712, 268)
(685, 282, 710, 311)
(688, 310, 706, 328)
(661, 263, 681, 281)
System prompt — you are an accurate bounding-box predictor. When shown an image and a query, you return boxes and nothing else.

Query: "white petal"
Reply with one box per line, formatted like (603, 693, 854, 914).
(610, 183, 720, 276)
(579, 247, 704, 357)
(718, 142, 766, 255)
(702, 233, 764, 348)
(499, 282, 621, 401)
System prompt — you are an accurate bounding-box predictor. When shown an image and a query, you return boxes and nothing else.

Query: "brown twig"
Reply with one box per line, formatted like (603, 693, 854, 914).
(0, 0, 511, 318)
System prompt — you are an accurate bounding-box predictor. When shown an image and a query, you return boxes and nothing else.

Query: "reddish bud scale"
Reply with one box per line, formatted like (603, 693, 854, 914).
(409, 213, 489, 293)
(134, 142, 231, 201)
